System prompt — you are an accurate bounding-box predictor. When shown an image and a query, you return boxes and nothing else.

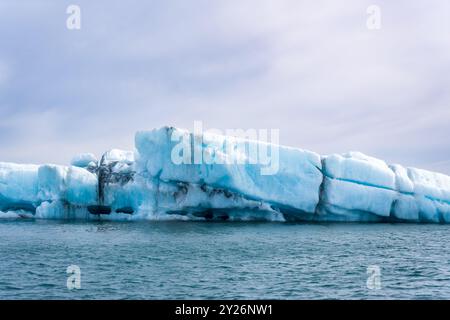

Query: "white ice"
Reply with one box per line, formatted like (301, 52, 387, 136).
(71, 153, 98, 169)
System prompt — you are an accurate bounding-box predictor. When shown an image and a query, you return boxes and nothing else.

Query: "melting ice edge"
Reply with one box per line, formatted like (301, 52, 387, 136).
(1, 126, 450, 223)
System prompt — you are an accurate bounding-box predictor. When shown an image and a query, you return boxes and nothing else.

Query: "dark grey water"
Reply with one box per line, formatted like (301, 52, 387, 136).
(0, 220, 449, 299)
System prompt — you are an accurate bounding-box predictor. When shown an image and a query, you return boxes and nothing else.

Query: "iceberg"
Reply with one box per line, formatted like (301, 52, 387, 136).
(0, 161, 98, 220)
(71, 153, 98, 169)
(135, 128, 322, 215)
(1, 126, 449, 223)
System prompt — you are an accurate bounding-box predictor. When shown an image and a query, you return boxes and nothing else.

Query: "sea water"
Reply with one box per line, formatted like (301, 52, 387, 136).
(0, 219, 449, 299)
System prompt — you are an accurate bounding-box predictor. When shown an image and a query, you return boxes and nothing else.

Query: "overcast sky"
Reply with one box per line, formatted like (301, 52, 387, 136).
(0, 0, 449, 174)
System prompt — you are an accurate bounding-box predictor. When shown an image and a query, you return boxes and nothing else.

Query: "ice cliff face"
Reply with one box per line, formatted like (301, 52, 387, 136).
(1, 126, 449, 222)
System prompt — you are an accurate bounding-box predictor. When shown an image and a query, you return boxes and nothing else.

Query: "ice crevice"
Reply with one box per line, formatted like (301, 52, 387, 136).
(1, 127, 450, 223)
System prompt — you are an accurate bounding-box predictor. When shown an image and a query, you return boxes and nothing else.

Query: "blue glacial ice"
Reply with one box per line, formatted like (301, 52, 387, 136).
(1, 126, 450, 222)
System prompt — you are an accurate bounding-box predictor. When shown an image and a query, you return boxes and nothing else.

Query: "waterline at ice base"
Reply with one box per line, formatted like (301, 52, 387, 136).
(1, 126, 449, 223)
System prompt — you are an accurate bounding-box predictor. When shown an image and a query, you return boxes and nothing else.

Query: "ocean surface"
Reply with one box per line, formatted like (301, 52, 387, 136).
(0, 219, 450, 299)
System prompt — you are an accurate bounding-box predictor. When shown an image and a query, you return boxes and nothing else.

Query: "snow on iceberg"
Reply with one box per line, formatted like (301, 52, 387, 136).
(1, 126, 449, 223)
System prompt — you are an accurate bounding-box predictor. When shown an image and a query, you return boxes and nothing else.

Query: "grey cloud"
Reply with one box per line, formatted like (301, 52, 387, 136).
(0, 0, 449, 173)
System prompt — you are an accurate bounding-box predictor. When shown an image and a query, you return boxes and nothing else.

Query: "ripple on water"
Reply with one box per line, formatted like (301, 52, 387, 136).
(1, 220, 450, 299)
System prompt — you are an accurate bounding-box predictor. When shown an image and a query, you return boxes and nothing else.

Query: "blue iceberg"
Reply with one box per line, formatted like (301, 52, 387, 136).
(1, 126, 449, 222)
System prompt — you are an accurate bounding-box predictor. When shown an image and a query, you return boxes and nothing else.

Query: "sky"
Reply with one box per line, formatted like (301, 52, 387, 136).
(0, 0, 449, 174)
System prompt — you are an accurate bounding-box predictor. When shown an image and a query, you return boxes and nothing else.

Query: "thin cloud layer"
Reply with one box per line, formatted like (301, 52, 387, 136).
(0, 0, 449, 173)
